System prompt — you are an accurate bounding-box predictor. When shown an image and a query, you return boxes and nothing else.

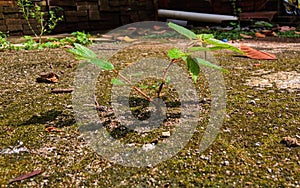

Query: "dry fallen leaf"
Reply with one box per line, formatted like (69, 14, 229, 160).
(36, 72, 59, 83)
(271, 31, 277, 37)
(255, 32, 266, 38)
(240, 33, 253, 39)
(280, 136, 300, 147)
(127, 27, 137, 31)
(51, 88, 74, 93)
(9, 170, 42, 184)
(123, 36, 137, 42)
(279, 26, 296, 32)
(240, 44, 277, 60)
(45, 126, 62, 132)
(116, 36, 137, 42)
(261, 30, 277, 36)
(153, 25, 162, 30)
(101, 34, 113, 39)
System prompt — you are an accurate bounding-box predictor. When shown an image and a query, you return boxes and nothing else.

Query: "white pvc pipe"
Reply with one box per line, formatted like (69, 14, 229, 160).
(158, 9, 238, 23)
(166, 19, 187, 26)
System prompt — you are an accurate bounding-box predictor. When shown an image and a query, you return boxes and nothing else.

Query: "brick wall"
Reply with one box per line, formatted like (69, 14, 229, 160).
(0, 0, 155, 35)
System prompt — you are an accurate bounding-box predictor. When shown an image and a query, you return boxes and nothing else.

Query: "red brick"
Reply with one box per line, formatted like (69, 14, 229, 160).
(5, 18, 25, 25)
(7, 24, 23, 31)
(3, 6, 20, 13)
(0, 25, 7, 32)
(77, 5, 89, 11)
(77, 10, 88, 17)
(109, 0, 120, 7)
(3, 13, 22, 19)
(99, 0, 109, 10)
(89, 10, 100, 21)
(49, 0, 76, 7)
(64, 10, 79, 22)
(0, 1, 15, 6)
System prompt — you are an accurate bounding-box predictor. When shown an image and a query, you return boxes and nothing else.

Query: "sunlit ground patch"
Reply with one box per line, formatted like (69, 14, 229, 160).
(245, 71, 300, 92)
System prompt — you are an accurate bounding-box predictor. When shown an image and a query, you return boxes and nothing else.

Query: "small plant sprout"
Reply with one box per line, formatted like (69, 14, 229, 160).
(68, 23, 243, 102)
(0, 32, 10, 50)
(155, 22, 243, 96)
(18, 0, 63, 43)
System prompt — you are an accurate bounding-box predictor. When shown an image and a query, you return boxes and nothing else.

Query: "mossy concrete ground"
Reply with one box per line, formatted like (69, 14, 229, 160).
(0, 40, 299, 187)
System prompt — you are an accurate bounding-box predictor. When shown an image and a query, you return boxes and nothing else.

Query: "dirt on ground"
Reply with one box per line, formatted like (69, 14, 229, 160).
(0, 38, 299, 187)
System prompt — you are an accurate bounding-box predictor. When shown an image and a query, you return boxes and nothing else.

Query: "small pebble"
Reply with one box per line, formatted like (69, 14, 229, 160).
(254, 142, 261, 147)
(267, 168, 272, 173)
(161, 131, 171, 137)
(286, 176, 292, 181)
(222, 161, 229, 166)
(200, 155, 209, 161)
(142, 143, 155, 151)
(225, 170, 230, 175)
(249, 100, 256, 105)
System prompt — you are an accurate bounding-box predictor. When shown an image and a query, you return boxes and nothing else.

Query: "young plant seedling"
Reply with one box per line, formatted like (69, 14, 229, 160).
(68, 23, 243, 102)
(18, 0, 63, 43)
(155, 22, 243, 97)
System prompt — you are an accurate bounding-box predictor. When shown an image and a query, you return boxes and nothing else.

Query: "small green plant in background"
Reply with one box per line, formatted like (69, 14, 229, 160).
(192, 28, 256, 41)
(277, 30, 300, 38)
(253, 21, 273, 28)
(0, 32, 11, 50)
(17, 0, 63, 43)
(0, 31, 93, 51)
(22, 35, 38, 50)
(230, 0, 242, 30)
(68, 23, 243, 101)
(60, 31, 93, 46)
(71, 31, 93, 46)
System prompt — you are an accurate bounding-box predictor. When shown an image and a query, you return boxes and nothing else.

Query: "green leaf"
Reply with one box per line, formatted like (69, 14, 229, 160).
(188, 46, 211, 52)
(77, 61, 90, 69)
(165, 76, 171, 84)
(194, 57, 228, 73)
(90, 58, 114, 70)
(139, 84, 149, 89)
(254, 21, 273, 28)
(111, 78, 125, 85)
(68, 43, 114, 70)
(202, 38, 243, 54)
(24, 35, 33, 40)
(186, 57, 200, 83)
(68, 43, 96, 60)
(197, 34, 214, 40)
(168, 48, 186, 59)
(168, 22, 197, 40)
